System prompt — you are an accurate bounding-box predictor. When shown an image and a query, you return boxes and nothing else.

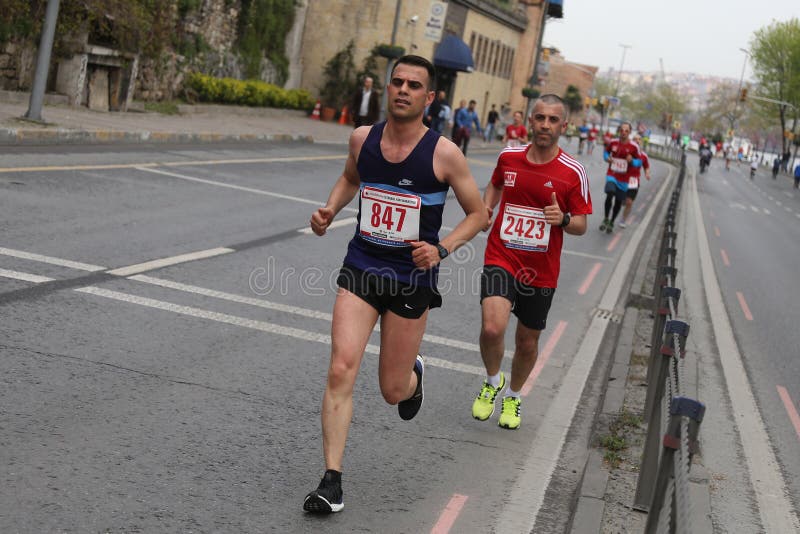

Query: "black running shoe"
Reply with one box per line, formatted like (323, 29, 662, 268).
(398, 354, 424, 421)
(303, 470, 344, 513)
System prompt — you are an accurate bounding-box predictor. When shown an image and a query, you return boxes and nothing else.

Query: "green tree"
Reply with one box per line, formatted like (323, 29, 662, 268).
(237, 0, 296, 83)
(748, 18, 800, 155)
(320, 40, 357, 110)
(694, 81, 746, 138)
(563, 84, 583, 119)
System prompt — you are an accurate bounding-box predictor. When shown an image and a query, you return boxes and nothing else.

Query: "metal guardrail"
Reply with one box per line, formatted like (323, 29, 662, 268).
(630, 149, 707, 534)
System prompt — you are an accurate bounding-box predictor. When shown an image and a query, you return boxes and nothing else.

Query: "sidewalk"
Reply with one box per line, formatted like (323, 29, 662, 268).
(0, 92, 353, 145)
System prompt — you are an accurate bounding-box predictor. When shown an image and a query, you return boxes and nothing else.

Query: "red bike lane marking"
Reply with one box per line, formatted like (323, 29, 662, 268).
(606, 233, 622, 252)
(521, 320, 568, 397)
(430, 494, 469, 534)
(578, 262, 603, 295)
(777, 386, 800, 443)
(720, 249, 730, 266)
(736, 291, 754, 321)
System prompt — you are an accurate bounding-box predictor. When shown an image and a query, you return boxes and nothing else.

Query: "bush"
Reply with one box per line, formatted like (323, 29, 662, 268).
(185, 73, 315, 110)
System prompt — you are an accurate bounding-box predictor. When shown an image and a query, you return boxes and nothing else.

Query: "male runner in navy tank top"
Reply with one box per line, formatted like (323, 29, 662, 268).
(304, 55, 487, 514)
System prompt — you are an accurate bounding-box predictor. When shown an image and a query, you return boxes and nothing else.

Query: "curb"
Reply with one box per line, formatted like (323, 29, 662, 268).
(0, 128, 315, 146)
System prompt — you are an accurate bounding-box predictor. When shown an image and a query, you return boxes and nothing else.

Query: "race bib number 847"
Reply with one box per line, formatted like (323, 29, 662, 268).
(359, 186, 421, 246)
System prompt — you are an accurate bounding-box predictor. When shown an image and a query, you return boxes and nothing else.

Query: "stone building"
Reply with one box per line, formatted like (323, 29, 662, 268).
(543, 49, 598, 121)
(291, 0, 573, 126)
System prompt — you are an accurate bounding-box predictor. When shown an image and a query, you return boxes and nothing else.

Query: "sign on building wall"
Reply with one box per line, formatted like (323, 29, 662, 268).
(424, 1, 448, 42)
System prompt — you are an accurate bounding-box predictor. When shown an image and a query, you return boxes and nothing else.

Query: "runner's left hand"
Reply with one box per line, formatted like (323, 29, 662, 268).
(544, 192, 564, 226)
(410, 241, 440, 270)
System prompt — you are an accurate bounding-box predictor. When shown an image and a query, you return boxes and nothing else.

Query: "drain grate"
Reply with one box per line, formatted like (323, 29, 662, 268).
(594, 308, 623, 323)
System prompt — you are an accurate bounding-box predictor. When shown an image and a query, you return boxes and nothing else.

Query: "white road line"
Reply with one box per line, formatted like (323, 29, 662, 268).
(130, 274, 333, 320)
(690, 169, 800, 532)
(496, 162, 676, 533)
(751, 205, 759, 212)
(107, 247, 234, 277)
(0, 268, 55, 284)
(297, 217, 357, 234)
(0, 155, 345, 174)
(0, 247, 106, 272)
(0, 258, 488, 371)
(129, 274, 499, 357)
(0, 244, 498, 356)
(73, 285, 484, 376)
(134, 166, 358, 212)
(764, 209, 771, 215)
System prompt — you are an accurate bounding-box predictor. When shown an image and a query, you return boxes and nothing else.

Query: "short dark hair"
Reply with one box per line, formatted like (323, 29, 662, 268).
(533, 94, 566, 120)
(391, 55, 436, 90)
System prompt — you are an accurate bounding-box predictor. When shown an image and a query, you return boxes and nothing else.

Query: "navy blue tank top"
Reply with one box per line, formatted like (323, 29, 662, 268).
(343, 122, 449, 287)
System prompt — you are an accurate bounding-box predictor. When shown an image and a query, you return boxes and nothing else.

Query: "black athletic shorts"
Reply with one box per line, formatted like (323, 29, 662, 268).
(604, 180, 628, 204)
(336, 265, 442, 319)
(626, 187, 639, 200)
(480, 265, 555, 330)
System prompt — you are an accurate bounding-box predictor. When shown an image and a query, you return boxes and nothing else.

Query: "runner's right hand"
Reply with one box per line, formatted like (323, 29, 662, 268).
(310, 207, 334, 236)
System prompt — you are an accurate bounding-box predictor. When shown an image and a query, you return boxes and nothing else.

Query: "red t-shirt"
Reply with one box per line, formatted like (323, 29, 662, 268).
(588, 127, 598, 141)
(628, 150, 649, 189)
(605, 139, 641, 183)
(485, 146, 593, 287)
(505, 124, 528, 145)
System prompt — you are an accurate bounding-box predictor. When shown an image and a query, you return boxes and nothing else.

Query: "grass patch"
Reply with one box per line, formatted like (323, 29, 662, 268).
(599, 410, 642, 468)
(144, 101, 182, 115)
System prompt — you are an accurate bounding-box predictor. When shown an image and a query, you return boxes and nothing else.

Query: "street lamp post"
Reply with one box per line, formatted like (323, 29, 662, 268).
(731, 47, 750, 140)
(614, 44, 631, 97)
(25, 0, 61, 122)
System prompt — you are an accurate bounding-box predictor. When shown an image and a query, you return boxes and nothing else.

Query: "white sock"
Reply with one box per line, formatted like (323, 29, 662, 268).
(486, 372, 502, 388)
(506, 388, 521, 398)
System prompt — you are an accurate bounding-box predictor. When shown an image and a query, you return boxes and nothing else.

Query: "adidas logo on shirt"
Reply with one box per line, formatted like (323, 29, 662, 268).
(544, 180, 554, 188)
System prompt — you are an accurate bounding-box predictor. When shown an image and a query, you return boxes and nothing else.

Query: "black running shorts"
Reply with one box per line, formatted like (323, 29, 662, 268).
(336, 265, 442, 319)
(480, 265, 555, 330)
(626, 187, 639, 200)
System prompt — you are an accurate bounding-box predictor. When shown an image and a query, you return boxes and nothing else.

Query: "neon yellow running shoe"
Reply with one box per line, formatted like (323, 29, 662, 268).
(471, 372, 506, 421)
(498, 396, 521, 430)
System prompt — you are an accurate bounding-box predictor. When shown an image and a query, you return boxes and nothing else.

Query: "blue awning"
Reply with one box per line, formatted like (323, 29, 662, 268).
(433, 35, 474, 73)
(547, 0, 563, 18)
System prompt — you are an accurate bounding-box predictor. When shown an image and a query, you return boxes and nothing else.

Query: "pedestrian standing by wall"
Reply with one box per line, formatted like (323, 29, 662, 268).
(304, 55, 487, 514)
(484, 104, 499, 143)
(350, 76, 380, 128)
(471, 94, 592, 430)
(453, 99, 482, 155)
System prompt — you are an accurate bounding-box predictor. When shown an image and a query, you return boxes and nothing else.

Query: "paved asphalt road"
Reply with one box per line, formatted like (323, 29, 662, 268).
(5, 139, 791, 533)
(692, 158, 800, 520)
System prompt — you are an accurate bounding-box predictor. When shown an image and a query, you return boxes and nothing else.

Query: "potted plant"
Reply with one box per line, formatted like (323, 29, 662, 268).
(375, 43, 405, 60)
(319, 41, 357, 121)
(522, 87, 540, 99)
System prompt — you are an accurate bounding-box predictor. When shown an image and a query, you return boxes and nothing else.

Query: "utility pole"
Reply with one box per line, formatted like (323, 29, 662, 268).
(381, 0, 403, 121)
(25, 0, 61, 122)
(614, 44, 631, 97)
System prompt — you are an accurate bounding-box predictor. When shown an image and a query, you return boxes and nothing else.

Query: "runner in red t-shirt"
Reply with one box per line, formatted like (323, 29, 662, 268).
(599, 122, 640, 233)
(503, 110, 528, 147)
(620, 134, 650, 228)
(471, 94, 593, 430)
(587, 124, 599, 155)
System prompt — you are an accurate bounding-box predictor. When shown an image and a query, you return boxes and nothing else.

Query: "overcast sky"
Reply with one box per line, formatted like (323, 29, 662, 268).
(543, 0, 800, 80)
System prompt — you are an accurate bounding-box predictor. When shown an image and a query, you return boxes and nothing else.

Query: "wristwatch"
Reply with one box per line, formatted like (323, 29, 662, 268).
(436, 243, 449, 260)
(559, 213, 571, 228)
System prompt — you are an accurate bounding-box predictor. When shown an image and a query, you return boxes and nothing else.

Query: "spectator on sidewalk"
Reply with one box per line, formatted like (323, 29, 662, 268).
(453, 99, 482, 155)
(794, 162, 800, 188)
(350, 76, 380, 128)
(427, 90, 448, 134)
(484, 104, 499, 143)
